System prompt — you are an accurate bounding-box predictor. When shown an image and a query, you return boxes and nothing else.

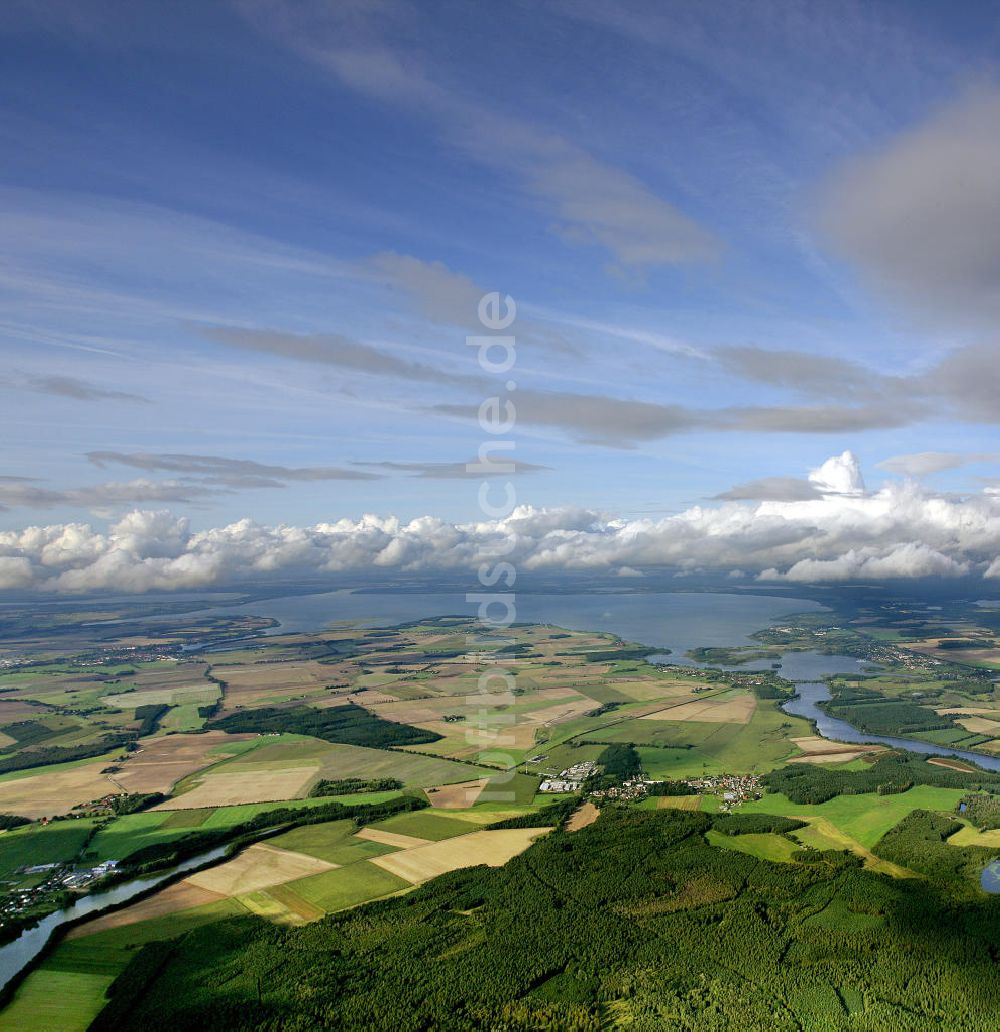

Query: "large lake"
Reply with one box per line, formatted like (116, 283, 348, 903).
(195, 588, 870, 682)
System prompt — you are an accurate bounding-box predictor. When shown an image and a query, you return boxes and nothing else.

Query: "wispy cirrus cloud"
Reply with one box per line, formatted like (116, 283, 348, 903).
(86, 451, 381, 485)
(18, 373, 149, 404)
(354, 458, 549, 479)
(237, 0, 721, 273)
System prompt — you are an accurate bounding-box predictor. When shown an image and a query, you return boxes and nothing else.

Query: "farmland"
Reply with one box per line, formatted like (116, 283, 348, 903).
(2, 597, 1000, 1029)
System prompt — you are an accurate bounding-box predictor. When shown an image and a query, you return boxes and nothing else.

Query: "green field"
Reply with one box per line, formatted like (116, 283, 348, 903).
(705, 829, 799, 862)
(739, 784, 966, 848)
(287, 862, 411, 911)
(85, 795, 385, 862)
(0, 820, 96, 879)
(371, 810, 478, 840)
(211, 736, 485, 789)
(268, 820, 397, 864)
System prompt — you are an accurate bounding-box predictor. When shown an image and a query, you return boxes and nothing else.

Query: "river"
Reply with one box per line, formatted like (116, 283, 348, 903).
(781, 681, 1000, 773)
(0, 845, 229, 993)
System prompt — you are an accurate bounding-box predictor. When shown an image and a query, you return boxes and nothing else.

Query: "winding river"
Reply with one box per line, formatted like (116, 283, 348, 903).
(781, 681, 1000, 773)
(0, 845, 229, 993)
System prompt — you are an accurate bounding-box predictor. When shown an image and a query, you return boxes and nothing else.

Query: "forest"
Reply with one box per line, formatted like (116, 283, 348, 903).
(763, 751, 1000, 804)
(90, 807, 1000, 1030)
(210, 701, 442, 748)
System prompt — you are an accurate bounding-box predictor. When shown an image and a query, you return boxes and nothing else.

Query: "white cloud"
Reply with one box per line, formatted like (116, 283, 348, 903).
(808, 450, 865, 495)
(2, 454, 999, 593)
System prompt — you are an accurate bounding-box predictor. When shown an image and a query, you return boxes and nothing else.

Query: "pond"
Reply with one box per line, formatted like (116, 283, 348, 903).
(981, 859, 1000, 894)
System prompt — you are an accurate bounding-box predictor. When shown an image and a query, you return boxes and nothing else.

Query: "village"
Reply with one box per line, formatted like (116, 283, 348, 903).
(539, 759, 763, 810)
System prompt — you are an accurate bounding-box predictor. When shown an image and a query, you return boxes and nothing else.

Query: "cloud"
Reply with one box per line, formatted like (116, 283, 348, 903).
(238, 1, 720, 272)
(203, 325, 479, 389)
(808, 450, 865, 495)
(714, 346, 898, 399)
(818, 88, 1000, 328)
(0, 478, 218, 513)
(713, 477, 821, 502)
(87, 451, 380, 485)
(877, 451, 1000, 477)
(432, 391, 705, 447)
(206, 323, 992, 448)
(19, 374, 149, 403)
(3, 453, 1000, 592)
(366, 252, 580, 354)
(354, 459, 549, 479)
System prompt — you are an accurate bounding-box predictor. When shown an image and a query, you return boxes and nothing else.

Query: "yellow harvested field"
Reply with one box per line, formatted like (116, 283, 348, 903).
(957, 716, 1000, 735)
(936, 707, 1000, 716)
(927, 756, 978, 773)
(789, 736, 884, 764)
(427, 778, 488, 808)
(606, 679, 692, 702)
(656, 795, 702, 810)
(565, 801, 600, 831)
(947, 825, 1000, 848)
(157, 766, 317, 809)
(113, 732, 253, 794)
(790, 750, 877, 765)
(355, 827, 432, 849)
(369, 828, 547, 883)
(68, 883, 225, 939)
(215, 660, 348, 711)
(641, 693, 757, 724)
(187, 843, 336, 895)
(0, 762, 116, 818)
(791, 817, 915, 879)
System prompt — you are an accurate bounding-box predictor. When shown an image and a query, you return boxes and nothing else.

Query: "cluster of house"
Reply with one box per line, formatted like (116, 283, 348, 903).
(58, 859, 120, 889)
(0, 859, 122, 925)
(538, 760, 598, 793)
(682, 773, 762, 810)
(589, 777, 650, 802)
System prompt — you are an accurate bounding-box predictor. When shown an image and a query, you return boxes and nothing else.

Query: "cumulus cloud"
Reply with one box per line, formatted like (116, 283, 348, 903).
(808, 450, 865, 495)
(3, 454, 999, 592)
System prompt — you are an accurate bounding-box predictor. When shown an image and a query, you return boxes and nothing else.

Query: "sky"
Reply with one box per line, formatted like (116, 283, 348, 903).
(3, 0, 1000, 591)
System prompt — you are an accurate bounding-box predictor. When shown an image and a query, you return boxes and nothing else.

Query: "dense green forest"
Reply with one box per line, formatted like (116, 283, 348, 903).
(309, 777, 403, 797)
(134, 704, 170, 736)
(961, 793, 1000, 829)
(91, 808, 1000, 1030)
(873, 810, 996, 890)
(210, 702, 442, 748)
(763, 751, 1000, 804)
(0, 732, 135, 774)
(820, 683, 954, 735)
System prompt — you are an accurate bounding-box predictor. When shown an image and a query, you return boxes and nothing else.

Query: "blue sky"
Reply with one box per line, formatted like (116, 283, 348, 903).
(2, 0, 1000, 591)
